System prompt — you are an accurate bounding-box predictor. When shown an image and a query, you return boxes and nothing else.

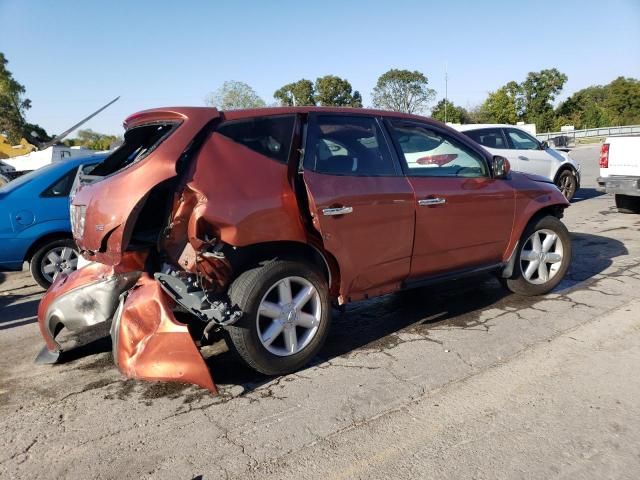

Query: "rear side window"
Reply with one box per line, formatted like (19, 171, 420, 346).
(464, 129, 506, 149)
(41, 167, 79, 197)
(304, 115, 398, 176)
(91, 122, 177, 176)
(217, 115, 295, 163)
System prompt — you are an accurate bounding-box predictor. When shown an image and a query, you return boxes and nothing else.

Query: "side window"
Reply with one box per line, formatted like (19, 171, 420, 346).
(217, 115, 295, 163)
(464, 129, 506, 149)
(389, 122, 488, 178)
(506, 129, 539, 150)
(41, 167, 79, 197)
(306, 115, 397, 176)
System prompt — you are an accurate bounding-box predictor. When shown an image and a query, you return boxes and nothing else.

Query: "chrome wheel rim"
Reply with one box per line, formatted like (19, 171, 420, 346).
(40, 246, 79, 283)
(520, 229, 564, 285)
(256, 276, 322, 357)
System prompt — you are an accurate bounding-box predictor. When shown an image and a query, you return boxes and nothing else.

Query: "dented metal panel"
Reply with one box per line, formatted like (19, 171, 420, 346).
(112, 274, 216, 394)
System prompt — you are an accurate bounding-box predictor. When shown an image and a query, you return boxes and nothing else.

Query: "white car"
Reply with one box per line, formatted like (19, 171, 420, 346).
(455, 124, 581, 201)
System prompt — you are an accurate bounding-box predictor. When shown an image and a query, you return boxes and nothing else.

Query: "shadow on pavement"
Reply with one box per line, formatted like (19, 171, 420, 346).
(0, 296, 40, 330)
(572, 187, 606, 203)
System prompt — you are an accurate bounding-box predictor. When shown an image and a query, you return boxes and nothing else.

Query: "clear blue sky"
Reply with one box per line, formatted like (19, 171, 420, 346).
(2, 0, 639, 136)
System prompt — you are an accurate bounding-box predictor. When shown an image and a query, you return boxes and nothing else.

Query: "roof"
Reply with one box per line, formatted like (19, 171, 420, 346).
(454, 124, 521, 132)
(124, 106, 449, 130)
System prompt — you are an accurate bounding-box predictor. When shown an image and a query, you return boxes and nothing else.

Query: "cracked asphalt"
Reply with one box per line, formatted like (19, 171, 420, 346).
(1, 145, 640, 479)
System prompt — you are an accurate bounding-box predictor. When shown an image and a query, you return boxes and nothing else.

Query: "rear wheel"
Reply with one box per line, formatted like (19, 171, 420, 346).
(225, 260, 331, 375)
(29, 238, 79, 289)
(504, 215, 571, 296)
(555, 169, 577, 202)
(615, 194, 640, 214)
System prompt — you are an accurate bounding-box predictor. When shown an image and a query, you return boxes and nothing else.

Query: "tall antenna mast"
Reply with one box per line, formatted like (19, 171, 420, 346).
(444, 63, 448, 123)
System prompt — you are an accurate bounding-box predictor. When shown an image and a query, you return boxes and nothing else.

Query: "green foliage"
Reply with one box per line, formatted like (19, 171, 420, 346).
(274, 79, 315, 106)
(430, 99, 470, 124)
(520, 68, 567, 131)
(314, 75, 361, 107)
(0, 52, 49, 144)
(371, 69, 436, 114)
(206, 80, 266, 110)
(64, 129, 121, 150)
(274, 76, 361, 107)
(556, 77, 640, 129)
(477, 86, 520, 124)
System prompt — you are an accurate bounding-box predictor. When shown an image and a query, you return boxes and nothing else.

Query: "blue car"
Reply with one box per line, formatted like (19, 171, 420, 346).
(0, 154, 106, 288)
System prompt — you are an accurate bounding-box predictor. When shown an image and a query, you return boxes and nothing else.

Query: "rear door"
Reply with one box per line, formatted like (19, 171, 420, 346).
(302, 114, 415, 302)
(386, 120, 515, 278)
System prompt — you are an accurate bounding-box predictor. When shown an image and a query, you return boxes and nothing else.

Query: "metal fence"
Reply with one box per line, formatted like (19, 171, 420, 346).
(536, 125, 640, 143)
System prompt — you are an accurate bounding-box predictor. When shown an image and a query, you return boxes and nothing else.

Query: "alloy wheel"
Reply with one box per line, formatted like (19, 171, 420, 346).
(520, 229, 564, 285)
(40, 246, 79, 283)
(256, 276, 322, 357)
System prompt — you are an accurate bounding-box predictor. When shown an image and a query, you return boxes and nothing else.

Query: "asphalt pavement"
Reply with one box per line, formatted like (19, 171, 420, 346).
(1, 145, 639, 479)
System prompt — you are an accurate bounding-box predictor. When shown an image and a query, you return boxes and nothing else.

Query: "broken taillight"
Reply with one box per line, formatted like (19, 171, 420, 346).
(599, 143, 610, 168)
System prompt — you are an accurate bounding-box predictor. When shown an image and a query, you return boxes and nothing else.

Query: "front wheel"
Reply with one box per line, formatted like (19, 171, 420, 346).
(504, 215, 572, 296)
(225, 260, 331, 376)
(555, 169, 577, 202)
(615, 194, 640, 214)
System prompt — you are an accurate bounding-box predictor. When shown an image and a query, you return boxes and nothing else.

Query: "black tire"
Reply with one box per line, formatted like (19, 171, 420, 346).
(504, 215, 572, 296)
(29, 238, 79, 289)
(615, 194, 640, 214)
(225, 259, 331, 376)
(555, 169, 577, 202)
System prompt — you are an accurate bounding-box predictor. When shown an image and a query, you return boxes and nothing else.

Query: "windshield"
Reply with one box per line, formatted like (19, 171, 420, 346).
(0, 162, 61, 194)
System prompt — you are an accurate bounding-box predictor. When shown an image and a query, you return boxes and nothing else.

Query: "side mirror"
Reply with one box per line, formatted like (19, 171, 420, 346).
(491, 155, 511, 179)
(540, 140, 549, 150)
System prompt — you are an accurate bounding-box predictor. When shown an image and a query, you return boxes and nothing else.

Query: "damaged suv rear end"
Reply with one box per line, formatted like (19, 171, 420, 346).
(37, 106, 572, 393)
(38, 107, 321, 392)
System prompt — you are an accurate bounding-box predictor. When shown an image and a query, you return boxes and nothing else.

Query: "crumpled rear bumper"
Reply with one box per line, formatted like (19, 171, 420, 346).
(36, 257, 217, 394)
(112, 274, 216, 393)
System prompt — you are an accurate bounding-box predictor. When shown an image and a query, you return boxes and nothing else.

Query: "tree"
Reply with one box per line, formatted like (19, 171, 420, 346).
(371, 69, 436, 114)
(430, 99, 470, 124)
(555, 77, 640, 129)
(205, 80, 266, 110)
(314, 75, 361, 107)
(520, 68, 567, 131)
(605, 76, 640, 125)
(0, 52, 31, 143)
(477, 85, 521, 124)
(273, 79, 315, 106)
(64, 129, 122, 150)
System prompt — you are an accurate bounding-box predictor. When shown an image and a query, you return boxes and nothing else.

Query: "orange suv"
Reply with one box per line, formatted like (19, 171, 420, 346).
(37, 107, 571, 393)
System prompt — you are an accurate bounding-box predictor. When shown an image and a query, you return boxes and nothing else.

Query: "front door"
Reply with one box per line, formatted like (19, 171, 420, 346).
(386, 120, 515, 278)
(503, 127, 551, 178)
(302, 114, 415, 302)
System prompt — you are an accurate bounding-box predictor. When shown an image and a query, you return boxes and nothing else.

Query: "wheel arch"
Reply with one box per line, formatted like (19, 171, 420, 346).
(228, 240, 340, 297)
(552, 162, 577, 184)
(24, 232, 74, 263)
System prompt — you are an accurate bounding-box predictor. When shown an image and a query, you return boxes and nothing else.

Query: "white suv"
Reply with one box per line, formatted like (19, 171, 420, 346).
(455, 124, 581, 201)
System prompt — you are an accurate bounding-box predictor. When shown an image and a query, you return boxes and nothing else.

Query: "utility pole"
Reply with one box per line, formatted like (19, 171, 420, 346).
(444, 63, 448, 124)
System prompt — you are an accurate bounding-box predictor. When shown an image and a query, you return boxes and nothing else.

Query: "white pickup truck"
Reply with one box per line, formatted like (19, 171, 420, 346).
(597, 136, 640, 214)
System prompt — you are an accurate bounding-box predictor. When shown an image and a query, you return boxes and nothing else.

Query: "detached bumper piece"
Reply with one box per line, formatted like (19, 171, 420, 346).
(36, 262, 217, 394)
(111, 274, 217, 394)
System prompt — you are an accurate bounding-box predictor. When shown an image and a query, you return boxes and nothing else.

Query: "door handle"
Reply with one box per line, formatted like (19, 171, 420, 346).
(518, 155, 528, 160)
(418, 198, 446, 206)
(322, 206, 353, 216)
